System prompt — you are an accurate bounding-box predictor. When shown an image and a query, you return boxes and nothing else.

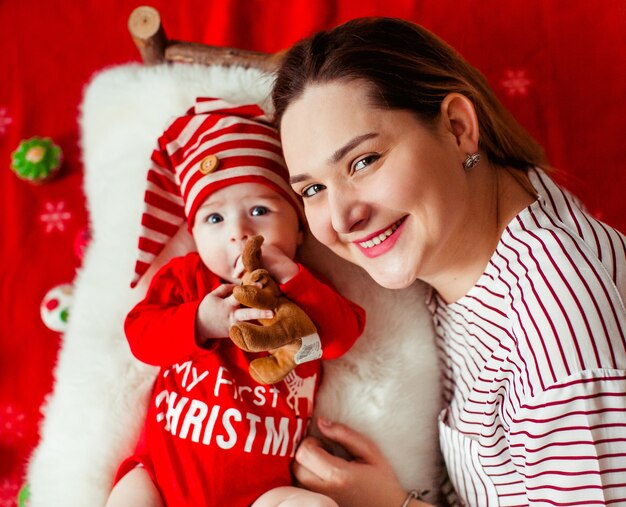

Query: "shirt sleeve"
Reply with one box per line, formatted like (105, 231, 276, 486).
(507, 369, 626, 505)
(502, 221, 626, 503)
(124, 256, 208, 366)
(279, 264, 365, 360)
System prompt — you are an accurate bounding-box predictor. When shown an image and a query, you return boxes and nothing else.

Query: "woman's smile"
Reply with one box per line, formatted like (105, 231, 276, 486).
(354, 216, 407, 258)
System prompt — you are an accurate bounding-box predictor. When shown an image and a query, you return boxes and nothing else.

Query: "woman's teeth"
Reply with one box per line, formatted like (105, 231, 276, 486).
(359, 219, 403, 249)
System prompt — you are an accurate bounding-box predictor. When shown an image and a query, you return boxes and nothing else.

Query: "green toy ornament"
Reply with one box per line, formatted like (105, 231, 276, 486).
(17, 481, 30, 507)
(11, 136, 62, 183)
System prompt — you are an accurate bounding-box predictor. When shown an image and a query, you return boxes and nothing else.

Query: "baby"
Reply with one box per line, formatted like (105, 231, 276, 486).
(105, 98, 365, 507)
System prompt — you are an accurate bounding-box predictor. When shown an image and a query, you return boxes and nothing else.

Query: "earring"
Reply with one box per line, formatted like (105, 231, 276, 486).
(463, 152, 480, 170)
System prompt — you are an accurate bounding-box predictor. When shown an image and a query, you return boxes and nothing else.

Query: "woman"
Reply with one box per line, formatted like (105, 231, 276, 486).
(271, 17, 626, 507)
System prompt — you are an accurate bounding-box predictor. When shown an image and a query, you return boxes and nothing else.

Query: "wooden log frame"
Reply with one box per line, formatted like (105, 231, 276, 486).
(128, 5, 282, 73)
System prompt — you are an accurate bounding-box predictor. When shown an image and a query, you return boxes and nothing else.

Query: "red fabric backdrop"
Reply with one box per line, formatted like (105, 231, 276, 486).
(1, 0, 624, 504)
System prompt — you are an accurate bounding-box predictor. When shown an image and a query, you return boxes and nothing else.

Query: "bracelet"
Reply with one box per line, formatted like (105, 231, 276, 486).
(401, 489, 430, 507)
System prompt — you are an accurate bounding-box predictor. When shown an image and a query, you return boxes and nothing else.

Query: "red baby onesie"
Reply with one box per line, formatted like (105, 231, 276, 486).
(118, 252, 365, 506)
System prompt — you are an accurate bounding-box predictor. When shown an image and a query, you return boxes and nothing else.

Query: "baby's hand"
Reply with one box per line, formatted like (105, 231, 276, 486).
(260, 243, 299, 284)
(195, 284, 274, 344)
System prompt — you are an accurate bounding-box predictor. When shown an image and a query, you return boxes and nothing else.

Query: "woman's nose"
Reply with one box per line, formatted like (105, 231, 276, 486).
(329, 192, 369, 234)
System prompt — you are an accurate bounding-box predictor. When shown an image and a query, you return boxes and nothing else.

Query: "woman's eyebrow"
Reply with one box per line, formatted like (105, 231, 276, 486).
(290, 173, 311, 185)
(289, 132, 379, 185)
(329, 132, 378, 164)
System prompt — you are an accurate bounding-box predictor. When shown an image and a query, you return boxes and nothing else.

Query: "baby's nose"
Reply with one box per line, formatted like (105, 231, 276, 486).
(229, 221, 254, 242)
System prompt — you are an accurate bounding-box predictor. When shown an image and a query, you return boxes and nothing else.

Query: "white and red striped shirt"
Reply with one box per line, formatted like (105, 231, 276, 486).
(430, 168, 626, 506)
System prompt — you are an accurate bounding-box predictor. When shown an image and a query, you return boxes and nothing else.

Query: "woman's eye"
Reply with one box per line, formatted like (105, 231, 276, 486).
(206, 213, 223, 224)
(251, 206, 269, 216)
(353, 154, 380, 172)
(301, 183, 326, 198)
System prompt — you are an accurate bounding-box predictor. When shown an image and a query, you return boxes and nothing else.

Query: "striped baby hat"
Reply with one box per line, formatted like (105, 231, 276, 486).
(131, 97, 303, 287)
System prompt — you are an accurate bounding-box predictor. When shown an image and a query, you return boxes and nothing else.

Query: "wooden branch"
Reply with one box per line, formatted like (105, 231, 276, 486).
(128, 5, 282, 72)
(165, 42, 282, 73)
(128, 6, 167, 65)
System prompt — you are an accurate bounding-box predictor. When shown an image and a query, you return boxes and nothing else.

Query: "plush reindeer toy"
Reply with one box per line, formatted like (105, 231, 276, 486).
(229, 235, 320, 385)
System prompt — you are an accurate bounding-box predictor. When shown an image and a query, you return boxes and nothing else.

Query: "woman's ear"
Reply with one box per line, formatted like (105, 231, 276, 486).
(440, 93, 479, 156)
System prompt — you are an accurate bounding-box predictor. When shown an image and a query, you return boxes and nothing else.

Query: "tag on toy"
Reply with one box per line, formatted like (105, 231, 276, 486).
(295, 333, 323, 364)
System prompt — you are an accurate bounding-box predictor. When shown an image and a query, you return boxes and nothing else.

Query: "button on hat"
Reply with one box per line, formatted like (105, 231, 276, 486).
(199, 154, 219, 175)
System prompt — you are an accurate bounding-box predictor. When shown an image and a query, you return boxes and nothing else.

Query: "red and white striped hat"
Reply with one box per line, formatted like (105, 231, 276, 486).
(131, 97, 303, 287)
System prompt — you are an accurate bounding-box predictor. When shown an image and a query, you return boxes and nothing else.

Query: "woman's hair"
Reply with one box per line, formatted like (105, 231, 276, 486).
(272, 17, 546, 171)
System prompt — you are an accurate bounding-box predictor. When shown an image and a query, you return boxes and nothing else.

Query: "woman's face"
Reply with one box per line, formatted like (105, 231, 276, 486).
(281, 80, 471, 289)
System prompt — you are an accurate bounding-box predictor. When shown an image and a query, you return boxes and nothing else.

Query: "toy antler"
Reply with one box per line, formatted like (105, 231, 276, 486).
(242, 235, 264, 272)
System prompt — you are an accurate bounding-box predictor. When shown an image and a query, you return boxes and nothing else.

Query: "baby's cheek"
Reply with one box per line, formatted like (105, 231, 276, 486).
(307, 214, 337, 247)
(302, 196, 352, 256)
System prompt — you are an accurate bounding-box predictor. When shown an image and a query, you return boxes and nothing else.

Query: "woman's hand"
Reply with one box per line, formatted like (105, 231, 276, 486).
(195, 283, 273, 342)
(293, 417, 418, 507)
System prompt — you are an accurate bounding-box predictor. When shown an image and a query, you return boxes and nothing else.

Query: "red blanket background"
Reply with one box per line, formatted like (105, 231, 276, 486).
(1, 0, 624, 504)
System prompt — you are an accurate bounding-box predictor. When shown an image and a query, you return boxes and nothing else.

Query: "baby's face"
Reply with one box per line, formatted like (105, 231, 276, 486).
(191, 182, 302, 283)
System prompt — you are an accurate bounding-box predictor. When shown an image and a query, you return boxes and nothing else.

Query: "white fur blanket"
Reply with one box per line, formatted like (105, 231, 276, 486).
(26, 63, 442, 506)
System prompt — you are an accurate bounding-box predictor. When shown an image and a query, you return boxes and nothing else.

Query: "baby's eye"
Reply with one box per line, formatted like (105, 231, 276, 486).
(301, 183, 326, 198)
(251, 206, 269, 216)
(353, 154, 380, 172)
(206, 213, 223, 224)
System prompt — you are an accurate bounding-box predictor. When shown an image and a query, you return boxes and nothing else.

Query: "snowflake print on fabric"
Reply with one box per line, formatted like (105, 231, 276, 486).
(39, 201, 72, 233)
(0, 404, 27, 446)
(500, 69, 532, 97)
(0, 107, 12, 135)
